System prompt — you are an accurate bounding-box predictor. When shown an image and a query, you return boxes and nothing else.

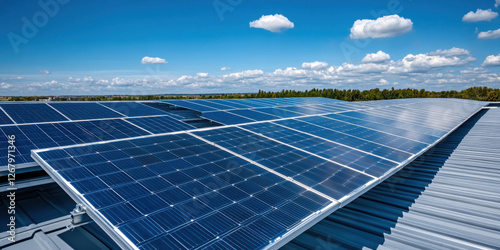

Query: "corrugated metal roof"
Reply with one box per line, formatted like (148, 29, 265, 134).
(284, 108, 500, 250)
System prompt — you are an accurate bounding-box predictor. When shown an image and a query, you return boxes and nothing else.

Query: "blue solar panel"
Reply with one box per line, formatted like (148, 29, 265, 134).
(252, 107, 304, 118)
(99, 102, 169, 117)
(0, 119, 151, 166)
(193, 127, 375, 199)
(33, 133, 330, 249)
(0, 108, 14, 124)
(0, 104, 68, 123)
(49, 103, 124, 120)
(242, 122, 398, 177)
(0, 126, 37, 165)
(277, 106, 328, 116)
(298, 116, 429, 154)
(125, 116, 195, 134)
(164, 100, 216, 112)
(228, 109, 280, 121)
(210, 99, 253, 109)
(325, 113, 440, 144)
(192, 100, 237, 110)
(275, 119, 412, 163)
(202, 111, 255, 125)
(6, 98, 488, 249)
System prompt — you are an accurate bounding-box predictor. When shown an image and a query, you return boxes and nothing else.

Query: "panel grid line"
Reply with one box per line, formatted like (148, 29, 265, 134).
(0, 106, 16, 124)
(46, 103, 72, 121)
(187, 132, 340, 203)
(236, 126, 377, 180)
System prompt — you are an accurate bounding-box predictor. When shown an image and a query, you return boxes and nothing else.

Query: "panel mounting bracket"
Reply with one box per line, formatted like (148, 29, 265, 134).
(70, 204, 92, 226)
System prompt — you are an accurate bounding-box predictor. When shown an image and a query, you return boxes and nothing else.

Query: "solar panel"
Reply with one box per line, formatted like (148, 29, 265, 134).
(49, 103, 124, 120)
(241, 122, 398, 177)
(99, 102, 169, 117)
(202, 111, 255, 125)
(251, 107, 304, 118)
(193, 127, 376, 200)
(227, 109, 280, 121)
(0, 108, 14, 124)
(33, 133, 333, 249)
(164, 100, 216, 112)
(274, 119, 412, 163)
(0, 103, 69, 123)
(125, 116, 195, 134)
(297, 116, 429, 154)
(6, 98, 489, 249)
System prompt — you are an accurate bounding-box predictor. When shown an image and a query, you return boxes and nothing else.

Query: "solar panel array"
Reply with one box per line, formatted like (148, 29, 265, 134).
(28, 98, 486, 249)
(0, 102, 196, 166)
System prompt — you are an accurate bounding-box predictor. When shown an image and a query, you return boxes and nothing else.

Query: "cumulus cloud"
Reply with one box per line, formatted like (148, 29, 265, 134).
(40, 69, 50, 75)
(429, 47, 471, 57)
(141, 56, 167, 64)
(482, 54, 500, 66)
(478, 28, 500, 39)
(386, 48, 475, 73)
(362, 51, 391, 63)
(302, 61, 328, 70)
(496, 0, 500, 8)
(350, 14, 413, 39)
(462, 9, 498, 22)
(377, 79, 389, 86)
(9, 47, 500, 95)
(0, 82, 12, 89)
(220, 67, 231, 71)
(223, 69, 264, 79)
(249, 14, 294, 32)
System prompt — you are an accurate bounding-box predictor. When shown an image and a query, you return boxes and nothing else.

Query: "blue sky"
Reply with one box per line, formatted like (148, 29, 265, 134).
(1, 0, 500, 95)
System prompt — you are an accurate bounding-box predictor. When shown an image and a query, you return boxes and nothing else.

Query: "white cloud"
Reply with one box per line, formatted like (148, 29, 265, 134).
(220, 67, 231, 71)
(496, 0, 500, 8)
(350, 14, 413, 39)
(0, 82, 12, 89)
(429, 47, 471, 57)
(302, 61, 328, 70)
(362, 51, 391, 63)
(223, 69, 264, 79)
(196, 72, 209, 77)
(482, 54, 500, 66)
(400, 54, 466, 72)
(141, 56, 167, 64)
(340, 62, 389, 73)
(478, 28, 500, 39)
(40, 69, 50, 75)
(377, 79, 389, 86)
(462, 9, 498, 22)
(249, 14, 294, 32)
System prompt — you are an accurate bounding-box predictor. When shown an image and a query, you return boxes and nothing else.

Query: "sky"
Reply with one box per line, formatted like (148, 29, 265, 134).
(1, 0, 500, 95)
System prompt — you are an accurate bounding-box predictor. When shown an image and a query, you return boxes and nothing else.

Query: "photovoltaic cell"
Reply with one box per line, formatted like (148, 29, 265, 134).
(275, 119, 412, 163)
(33, 133, 331, 249)
(202, 111, 255, 125)
(227, 109, 280, 121)
(0, 109, 14, 125)
(164, 100, 216, 112)
(193, 127, 376, 199)
(298, 116, 429, 154)
(8, 98, 488, 249)
(99, 102, 169, 117)
(0, 104, 68, 123)
(125, 116, 195, 134)
(49, 103, 124, 120)
(241, 122, 398, 177)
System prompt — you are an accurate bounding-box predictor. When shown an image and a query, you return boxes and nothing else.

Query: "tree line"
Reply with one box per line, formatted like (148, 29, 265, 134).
(4, 86, 500, 102)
